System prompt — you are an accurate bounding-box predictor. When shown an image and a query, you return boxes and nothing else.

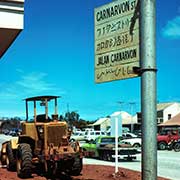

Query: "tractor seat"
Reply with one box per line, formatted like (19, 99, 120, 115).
(36, 114, 51, 122)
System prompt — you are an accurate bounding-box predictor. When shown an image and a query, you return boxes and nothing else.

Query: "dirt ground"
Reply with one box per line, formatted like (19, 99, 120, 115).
(0, 165, 170, 180)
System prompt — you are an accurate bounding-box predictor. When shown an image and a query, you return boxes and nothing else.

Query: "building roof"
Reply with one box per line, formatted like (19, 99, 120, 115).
(157, 103, 174, 111)
(1, 0, 24, 3)
(93, 111, 138, 126)
(93, 118, 110, 126)
(0, 0, 24, 58)
(122, 114, 137, 125)
(111, 111, 137, 124)
(158, 113, 180, 126)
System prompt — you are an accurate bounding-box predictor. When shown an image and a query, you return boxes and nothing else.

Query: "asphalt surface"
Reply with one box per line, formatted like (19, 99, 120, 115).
(83, 150, 180, 180)
(1, 134, 180, 180)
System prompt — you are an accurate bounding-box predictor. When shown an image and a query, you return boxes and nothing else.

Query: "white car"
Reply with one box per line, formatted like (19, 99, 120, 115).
(84, 130, 106, 142)
(122, 132, 138, 139)
(121, 137, 142, 148)
(70, 131, 85, 142)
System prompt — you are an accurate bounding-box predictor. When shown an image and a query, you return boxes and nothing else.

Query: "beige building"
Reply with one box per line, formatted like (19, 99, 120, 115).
(92, 117, 110, 132)
(92, 111, 137, 132)
(91, 103, 180, 133)
(137, 102, 180, 125)
(157, 102, 180, 123)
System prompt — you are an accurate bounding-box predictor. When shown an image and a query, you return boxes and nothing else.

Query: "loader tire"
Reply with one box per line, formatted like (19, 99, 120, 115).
(69, 157, 82, 176)
(16, 143, 32, 178)
(1, 154, 7, 166)
(1, 143, 7, 166)
(45, 161, 54, 179)
(6, 142, 16, 171)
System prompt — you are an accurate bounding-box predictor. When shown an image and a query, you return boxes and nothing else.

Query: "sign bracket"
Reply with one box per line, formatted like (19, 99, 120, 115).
(133, 66, 158, 76)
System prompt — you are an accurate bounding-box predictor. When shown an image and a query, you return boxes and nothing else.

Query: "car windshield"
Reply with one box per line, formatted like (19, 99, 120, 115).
(101, 137, 115, 143)
(159, 130, 177, 135)
(101, 137, 122, 143)
(73, 132, 79, 136)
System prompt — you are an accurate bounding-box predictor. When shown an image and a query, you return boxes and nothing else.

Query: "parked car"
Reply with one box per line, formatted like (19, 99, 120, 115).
(133, 130, 142, 137)
(2, 129, 9, 135)
(122, 132, 138, 139)
(7, 128, 21, 136)
(121, 137, 141, 148)
(70, 131, 85, 142)
(157, 128, 180, 150)
(81, 136, 140, 161)
(84, 130, 106, 142)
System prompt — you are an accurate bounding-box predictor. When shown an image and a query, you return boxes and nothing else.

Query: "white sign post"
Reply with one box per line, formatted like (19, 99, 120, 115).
(115, 117, 118, 173)
(94, 0, 139, 83)
(111, 112, 123, 174)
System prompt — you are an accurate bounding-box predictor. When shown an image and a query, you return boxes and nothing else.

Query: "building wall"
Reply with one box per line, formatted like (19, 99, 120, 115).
(163, 103, 180, 122)
(100, 119, 110, 131)
(93, 118, 110, 132)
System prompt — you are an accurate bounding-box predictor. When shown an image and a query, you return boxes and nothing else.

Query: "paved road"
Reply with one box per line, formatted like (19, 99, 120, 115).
(83, 150, 180, 180)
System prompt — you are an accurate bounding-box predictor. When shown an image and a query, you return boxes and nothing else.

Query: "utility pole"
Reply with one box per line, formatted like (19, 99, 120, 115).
(140, 0, 157, 179)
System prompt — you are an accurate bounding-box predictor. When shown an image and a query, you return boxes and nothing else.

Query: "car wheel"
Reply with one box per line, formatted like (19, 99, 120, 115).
(102, 152, 108, 161)
(133, 143, 141, 148)
(158, 142, 166, 150)
(174, 143, 180, 152)
(70, 139, 75, 142)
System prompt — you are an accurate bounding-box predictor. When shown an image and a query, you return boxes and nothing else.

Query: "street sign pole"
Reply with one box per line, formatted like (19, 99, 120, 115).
(140, 0, 157, 180)
(115, 117, 119, 173)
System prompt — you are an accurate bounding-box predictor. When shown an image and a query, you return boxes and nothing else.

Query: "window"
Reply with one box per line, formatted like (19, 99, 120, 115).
(168, 114, 171, 120)
(126, 134, 132, 138)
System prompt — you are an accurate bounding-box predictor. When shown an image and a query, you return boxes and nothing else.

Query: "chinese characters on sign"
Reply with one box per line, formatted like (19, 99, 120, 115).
(95, 0, 139, 83)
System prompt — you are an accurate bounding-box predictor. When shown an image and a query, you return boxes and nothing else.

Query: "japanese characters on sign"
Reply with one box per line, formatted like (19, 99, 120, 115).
(95, 0, 139, 83)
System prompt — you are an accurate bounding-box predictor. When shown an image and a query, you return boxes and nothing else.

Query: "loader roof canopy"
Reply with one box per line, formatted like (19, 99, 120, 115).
(24, 95, 60, 102)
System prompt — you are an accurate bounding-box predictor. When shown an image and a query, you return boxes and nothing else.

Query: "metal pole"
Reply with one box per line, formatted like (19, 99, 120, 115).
(25, 100, 28, 122)
(34, 100, 37, 123)
(140, 0, 157, 180)
(55, 98, 58, 115)
(45, 99, 48, 121)
(115, 117, 118, 173)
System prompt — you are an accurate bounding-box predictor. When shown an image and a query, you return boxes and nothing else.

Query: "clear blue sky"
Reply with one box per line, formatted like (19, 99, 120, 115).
(0, 0, 180, 120)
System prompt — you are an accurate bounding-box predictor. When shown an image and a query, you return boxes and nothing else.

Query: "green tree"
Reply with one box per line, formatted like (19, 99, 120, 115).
(64, 111, 80, 127)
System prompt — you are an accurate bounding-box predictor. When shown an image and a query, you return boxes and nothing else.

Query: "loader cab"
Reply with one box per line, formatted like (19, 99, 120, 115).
(24, 95, 60, 123)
